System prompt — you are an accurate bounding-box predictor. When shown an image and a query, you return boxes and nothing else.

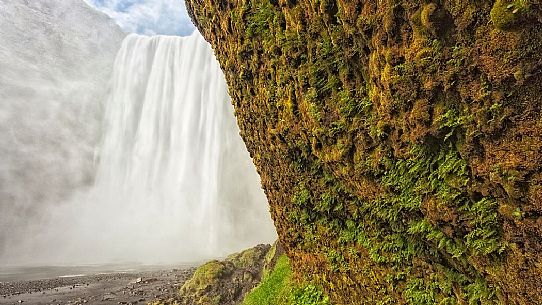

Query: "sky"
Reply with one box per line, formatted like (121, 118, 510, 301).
(84, 0, 196, 36)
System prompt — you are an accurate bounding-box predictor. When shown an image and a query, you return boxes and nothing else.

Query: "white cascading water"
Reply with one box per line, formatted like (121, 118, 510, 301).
(3, 31, 276, 265)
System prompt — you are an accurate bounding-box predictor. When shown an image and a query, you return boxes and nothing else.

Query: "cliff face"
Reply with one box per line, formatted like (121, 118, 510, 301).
(186, 1, 542, 304)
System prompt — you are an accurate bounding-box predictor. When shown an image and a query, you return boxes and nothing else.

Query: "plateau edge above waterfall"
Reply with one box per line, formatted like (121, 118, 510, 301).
(2, 31, 276, 266)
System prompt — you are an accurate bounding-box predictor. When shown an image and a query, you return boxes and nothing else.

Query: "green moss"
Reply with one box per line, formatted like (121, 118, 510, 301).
(262, 242, 279, 277)
(242, 255, 330, 305)
(421, 4, 438, 28)
(490, 0, 530, 31)
(245, 1, 275, 38)
(227, 246, 266, 269)
(292, 284, 331, 305)
(412, 3, 448, 37)
(292, 184, 311, 207)
(187, 0, 542, 303)
(411, 8, 425, 36)
(177, 245, 272, 305)
(242, 255, 291, 305)
(180, 260, 227, 301)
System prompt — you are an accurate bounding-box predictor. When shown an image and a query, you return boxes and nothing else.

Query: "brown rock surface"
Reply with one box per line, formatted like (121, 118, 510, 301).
(186, 1, 542, 304)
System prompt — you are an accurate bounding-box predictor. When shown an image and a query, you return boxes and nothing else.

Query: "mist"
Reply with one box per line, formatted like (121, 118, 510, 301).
(0, 0, 125, 262)
(0, 0, 275, 267)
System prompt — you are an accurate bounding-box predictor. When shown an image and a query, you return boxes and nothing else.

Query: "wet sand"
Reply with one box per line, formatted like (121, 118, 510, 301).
(0, 268, 195, 305)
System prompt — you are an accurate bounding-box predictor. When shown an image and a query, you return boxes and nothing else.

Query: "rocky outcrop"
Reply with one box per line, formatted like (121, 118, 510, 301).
(178, 244, 272, 305)
(186, 1, 542, 304)
(151, 243, 290, 305)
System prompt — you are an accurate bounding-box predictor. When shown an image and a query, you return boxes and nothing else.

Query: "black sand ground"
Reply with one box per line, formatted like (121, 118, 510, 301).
(0, 268, 195, 305)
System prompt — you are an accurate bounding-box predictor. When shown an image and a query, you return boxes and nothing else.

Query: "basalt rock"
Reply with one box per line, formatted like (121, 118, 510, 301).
(186, 1, 542, 304)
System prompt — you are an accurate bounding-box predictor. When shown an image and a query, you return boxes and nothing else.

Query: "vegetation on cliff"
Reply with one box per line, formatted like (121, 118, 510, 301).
(242, 254, 330, 305)
(178, 244, 271, 305)
(151, 244, 273, 305)
(151, 243, 329, 305)
(186, 0, 542, 304)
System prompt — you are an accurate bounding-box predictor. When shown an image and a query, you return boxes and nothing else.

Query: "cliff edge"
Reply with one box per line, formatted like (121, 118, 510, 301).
(186, 1, 542, 304)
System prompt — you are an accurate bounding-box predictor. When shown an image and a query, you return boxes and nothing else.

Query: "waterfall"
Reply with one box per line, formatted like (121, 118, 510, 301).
(2, 31, 276, 265)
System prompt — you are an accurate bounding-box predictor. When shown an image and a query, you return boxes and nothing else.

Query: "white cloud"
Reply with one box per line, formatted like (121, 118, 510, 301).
(84, 0, 195, 36)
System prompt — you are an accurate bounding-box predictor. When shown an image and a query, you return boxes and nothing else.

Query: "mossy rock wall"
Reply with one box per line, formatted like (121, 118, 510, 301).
(186, 1, 542, 304)
(179, 244, 271, 305)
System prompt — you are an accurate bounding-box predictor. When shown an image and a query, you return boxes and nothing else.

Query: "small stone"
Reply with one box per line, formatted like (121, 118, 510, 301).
(102, 294, 116, 301)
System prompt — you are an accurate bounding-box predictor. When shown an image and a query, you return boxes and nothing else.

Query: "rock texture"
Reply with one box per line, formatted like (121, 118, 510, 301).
(186, 1, 542, 304)
(178, 244, 272, 305)
(151, 244, 288, 305)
